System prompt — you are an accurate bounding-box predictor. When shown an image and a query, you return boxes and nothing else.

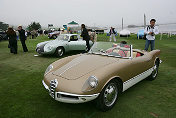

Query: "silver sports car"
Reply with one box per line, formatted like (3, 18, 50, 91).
(36, 34, 93, 57)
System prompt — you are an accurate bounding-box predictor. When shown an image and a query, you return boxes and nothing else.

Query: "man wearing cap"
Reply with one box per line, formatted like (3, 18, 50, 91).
(18, 26, 28, 52)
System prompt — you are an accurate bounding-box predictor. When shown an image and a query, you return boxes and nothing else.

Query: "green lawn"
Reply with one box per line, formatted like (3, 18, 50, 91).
(0, 34, 176, 118)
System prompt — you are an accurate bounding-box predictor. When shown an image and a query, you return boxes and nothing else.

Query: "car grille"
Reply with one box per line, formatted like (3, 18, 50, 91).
(36, 44, 45, 54)
(49, 79, 58, 99)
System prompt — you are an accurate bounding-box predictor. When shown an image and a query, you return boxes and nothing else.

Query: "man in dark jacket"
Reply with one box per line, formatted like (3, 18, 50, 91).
(18, 26, 28, 52)
(109, 27, 116, 42)
(81, 24, 90, 51)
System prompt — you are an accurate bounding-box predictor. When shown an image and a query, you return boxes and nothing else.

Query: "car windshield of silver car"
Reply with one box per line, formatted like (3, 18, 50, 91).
(56, 35, 69, 41)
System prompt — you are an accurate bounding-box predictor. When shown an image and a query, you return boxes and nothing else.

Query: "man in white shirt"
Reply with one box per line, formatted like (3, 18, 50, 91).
(144, 19, 159, 51)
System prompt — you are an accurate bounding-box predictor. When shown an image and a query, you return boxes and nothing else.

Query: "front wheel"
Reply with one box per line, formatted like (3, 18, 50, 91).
(96, 80, 120, 111)
(53, 35, 57, 39)
(55, 47, 64, 57)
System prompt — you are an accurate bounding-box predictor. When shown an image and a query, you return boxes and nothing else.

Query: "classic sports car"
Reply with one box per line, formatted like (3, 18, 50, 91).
(42, 42, 161, 111)
(36, 34, 93, 57)
(48, 31, 60, 39)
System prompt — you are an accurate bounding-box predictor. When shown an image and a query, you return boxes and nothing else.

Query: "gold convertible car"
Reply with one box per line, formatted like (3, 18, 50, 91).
(42, 42, 161, 111)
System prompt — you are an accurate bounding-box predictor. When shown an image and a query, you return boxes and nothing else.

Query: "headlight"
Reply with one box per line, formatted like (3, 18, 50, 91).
(82, 76, 98, 92)
(45, 64, 53, 75)
(37, 43, 42, 47)
(47, 46, 53, 50)
(88, 76, 98, 88)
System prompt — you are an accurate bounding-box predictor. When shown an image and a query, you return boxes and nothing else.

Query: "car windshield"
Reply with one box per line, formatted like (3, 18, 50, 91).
(56, 35, 69, 41)
(89, 42, 132, 58)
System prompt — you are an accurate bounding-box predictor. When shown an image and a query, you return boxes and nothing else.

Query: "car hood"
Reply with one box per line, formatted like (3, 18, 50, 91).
(52, 54, 119, 80)
(38, 40, 65, 48)
(37, 40, 52, 47)
(45, 39, 66, 47)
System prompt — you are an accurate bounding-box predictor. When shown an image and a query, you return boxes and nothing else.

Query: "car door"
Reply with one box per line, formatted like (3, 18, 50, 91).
(129, 53, 153, 78)
(77, 38, 87, 50)
(119, 52, 154, 82)
(68, 35, 86, 50)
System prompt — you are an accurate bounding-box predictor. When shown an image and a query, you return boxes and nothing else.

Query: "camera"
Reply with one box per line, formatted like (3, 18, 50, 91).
(151, 32, 154, 36)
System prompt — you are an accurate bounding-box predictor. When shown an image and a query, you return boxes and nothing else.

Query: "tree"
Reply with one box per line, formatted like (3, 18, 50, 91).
(27, 22, 41, 31)
(0, 21, 9, 31)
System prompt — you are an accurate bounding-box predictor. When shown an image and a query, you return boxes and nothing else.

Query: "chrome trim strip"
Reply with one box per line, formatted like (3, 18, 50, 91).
(59, 62, 81, 76)
(42, 80, 100, 103)
(42, 80, 49, 90)
(123, 67, 153, 92)
(57, 91, 100, 97)
(130, 45, 133, 59)
(55, 92, 100, 103)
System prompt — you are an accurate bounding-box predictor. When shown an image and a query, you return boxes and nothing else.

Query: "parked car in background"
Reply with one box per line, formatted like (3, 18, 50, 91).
(119, 29, 131, 37)
(48, 31, 60, 39)
(42, 42, 161, 111)
(137, 29, 146, 39)
(0, 30, 7, 41)
(36, 34, 93, 57)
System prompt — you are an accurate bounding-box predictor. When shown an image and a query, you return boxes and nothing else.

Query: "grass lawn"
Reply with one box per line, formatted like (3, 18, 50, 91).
(0, 34, 176, 118)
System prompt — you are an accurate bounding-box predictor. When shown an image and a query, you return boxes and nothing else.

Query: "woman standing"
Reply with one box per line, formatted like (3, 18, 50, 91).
(6, 27, 17, 54)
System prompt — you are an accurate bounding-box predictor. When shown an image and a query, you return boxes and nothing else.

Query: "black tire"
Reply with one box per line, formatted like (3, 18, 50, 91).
(147, 60, 159, 81)
(53, 35, 57, 39)
(0, 35, 2, 41)
(55, 47, 64, 57)
(96, 80, 120, 111)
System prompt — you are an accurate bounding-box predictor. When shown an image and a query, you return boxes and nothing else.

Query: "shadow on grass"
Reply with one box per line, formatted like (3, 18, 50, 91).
(37, 50, 86, 59)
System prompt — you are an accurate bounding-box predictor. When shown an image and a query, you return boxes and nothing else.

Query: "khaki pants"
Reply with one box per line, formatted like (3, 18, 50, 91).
(110, 34, 116, 42)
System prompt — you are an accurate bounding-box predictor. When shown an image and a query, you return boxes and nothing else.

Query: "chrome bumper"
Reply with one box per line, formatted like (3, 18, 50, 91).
(42, 80, 99, 103)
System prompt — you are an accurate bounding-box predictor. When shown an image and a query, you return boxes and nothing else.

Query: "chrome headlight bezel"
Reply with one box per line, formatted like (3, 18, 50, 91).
(88, 76, 98, 88)
(82, 76, 98, 92)
(45, 64, 53, 75)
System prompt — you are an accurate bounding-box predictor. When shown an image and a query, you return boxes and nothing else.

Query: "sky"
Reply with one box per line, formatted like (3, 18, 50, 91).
(0, 0, 176, 28)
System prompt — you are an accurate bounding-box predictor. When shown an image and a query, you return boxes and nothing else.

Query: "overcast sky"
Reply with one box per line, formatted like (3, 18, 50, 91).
(0, 0, 176, 28)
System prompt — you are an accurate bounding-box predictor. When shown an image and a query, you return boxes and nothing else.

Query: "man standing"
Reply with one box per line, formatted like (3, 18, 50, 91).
(18, 26, 28, 52)
(109, 27, 116, 42)
(144, 19, 159, 51)
(81, 24, 90, 51)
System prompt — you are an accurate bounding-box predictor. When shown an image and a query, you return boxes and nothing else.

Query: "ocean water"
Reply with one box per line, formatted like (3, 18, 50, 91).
(115, 24, 176, 34)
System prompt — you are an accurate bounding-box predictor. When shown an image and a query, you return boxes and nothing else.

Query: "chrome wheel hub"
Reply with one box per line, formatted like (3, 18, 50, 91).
(104, 83, 118, 107)
(152, 64, 158, 78)
(58, 49, 63, 56)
